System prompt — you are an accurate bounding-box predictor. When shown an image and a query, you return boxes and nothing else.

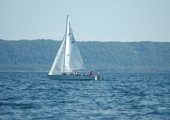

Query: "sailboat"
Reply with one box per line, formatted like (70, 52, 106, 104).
(48, 15, 100, 80)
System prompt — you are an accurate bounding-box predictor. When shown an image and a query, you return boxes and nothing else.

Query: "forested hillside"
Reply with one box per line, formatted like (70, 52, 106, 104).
(0, 39, 170, 72)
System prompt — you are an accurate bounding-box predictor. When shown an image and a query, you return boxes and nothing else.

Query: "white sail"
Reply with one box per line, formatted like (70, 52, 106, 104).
(49, 15, 85, 75)
(48, 36, 65, 75)
(64, 17, 85, 72)
(69, 24, 85, 70)
(64, 17, 71, 72)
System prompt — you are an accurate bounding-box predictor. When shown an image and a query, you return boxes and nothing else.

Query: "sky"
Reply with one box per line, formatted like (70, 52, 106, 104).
(0, 0, 170, 42)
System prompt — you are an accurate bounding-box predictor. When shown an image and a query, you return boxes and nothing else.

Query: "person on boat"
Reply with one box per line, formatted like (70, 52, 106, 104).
(89, 70, 93, 76)
(76, 72, 79, 75)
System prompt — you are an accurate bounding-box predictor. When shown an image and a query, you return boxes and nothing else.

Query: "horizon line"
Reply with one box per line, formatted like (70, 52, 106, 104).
(1, 39, 170, 43)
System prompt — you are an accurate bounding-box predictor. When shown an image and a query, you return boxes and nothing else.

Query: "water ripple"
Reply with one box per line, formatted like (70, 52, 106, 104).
(0, 72, 170, 119)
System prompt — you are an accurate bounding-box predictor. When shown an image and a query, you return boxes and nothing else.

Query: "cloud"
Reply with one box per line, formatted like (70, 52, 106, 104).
(25, 31, 63, 40)
(2, 31, 62, 40)
(74, 33, 135, 42)
(3, 31, 170, 42)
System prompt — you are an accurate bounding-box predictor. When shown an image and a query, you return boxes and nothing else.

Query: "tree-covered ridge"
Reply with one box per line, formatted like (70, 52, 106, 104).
(0, 39, 170, 72)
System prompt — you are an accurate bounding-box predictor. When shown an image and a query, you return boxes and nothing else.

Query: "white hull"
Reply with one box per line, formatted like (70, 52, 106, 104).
(48, 74, 100, 80)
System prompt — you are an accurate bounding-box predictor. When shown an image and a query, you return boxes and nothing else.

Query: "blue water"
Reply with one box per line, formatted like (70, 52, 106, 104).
(0, 72, 170, 120)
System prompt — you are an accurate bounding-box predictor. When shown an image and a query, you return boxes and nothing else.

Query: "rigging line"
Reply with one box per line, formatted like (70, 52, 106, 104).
(63, 15, 69, 72)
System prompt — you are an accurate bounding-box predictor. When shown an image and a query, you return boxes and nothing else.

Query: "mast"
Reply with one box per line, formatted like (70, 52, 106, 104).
(63, 15, 69, 72)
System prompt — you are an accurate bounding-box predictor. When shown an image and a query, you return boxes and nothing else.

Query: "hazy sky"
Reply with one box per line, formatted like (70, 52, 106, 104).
(0, 0, 170, 42)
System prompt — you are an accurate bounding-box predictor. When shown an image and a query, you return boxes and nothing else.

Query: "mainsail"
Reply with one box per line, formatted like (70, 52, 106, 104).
(48, 15, 85, 75)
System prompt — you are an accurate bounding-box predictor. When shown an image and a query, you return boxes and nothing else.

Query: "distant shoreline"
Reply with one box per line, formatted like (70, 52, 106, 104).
(1, 40, 170, 73)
